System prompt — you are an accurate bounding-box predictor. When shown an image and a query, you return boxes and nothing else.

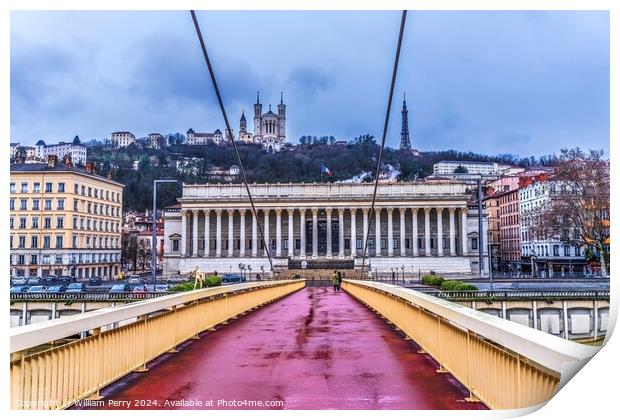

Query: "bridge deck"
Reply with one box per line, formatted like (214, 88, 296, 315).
(87, 287, 487, 410)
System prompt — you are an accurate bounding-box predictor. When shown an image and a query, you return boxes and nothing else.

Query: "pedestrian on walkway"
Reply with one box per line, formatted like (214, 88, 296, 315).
(337, 271, 343, 291)
(332, 270, 339, 292)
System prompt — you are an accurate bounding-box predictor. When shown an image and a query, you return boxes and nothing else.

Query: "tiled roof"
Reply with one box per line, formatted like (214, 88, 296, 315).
(10, 162, 124, 186)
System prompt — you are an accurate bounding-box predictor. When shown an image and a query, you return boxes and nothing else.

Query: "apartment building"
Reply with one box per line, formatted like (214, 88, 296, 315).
(10, 157, 124, 280)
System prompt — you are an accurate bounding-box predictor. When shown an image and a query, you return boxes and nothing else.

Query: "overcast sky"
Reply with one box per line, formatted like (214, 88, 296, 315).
(10, 10, 609, 157)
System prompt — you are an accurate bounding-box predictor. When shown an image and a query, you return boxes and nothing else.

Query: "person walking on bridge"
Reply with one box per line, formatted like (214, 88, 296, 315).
(332, 270, 339, 292)
(337, 271, 343, 291)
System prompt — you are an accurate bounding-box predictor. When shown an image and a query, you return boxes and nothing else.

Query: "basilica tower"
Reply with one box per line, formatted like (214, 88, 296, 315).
(254, 91, 262, 136)
(277, 91, 286, 141)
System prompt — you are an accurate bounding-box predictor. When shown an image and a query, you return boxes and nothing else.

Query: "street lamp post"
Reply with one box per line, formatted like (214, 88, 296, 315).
(151, 180, 178, 288)
(488, 233, 494, 291)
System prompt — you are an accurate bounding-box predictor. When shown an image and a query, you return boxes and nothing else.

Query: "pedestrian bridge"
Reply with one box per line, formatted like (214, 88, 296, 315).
(10, 280, 600, 410)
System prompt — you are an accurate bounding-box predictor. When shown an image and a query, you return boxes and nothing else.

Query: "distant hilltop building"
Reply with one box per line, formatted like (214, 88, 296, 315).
(433, 160, 522, 177)
(186, 128, 224, 145)
(148, 133, 165, 149)
(111, 131, 135, 148)
(237, 91, 286, 153)
(33, 137, 87, 165)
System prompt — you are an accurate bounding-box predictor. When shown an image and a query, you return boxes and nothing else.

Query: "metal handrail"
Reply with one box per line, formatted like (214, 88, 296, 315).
(423, 289, 610, 301)
(10, 280, 304, 353)
(10, 292, 171, 301)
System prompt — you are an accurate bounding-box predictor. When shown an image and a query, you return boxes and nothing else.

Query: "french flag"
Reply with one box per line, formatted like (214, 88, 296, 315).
(321, 163, 333, 176)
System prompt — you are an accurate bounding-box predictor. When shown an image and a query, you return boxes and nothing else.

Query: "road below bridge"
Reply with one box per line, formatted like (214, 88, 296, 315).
(84, 287, 487, 410)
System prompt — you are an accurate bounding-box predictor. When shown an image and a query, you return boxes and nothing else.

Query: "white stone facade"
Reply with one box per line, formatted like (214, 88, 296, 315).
(163, 182, 488, 277)
(519, 180, 584, 262)
(111, 132, 135, 148)
(186, 129, 224, 145)
(33, 141, 87, 165)
(433, 160, 514, 175)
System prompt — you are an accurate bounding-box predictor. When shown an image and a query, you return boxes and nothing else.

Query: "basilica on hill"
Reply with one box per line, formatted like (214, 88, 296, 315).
(237, 91, 286, 153)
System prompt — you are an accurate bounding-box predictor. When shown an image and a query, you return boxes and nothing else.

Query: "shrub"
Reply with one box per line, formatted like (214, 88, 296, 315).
(454, 282, 478, 291)
(168, 282, 194, 292)
(439, 280, 478, 291)
(167, 275, 222, 291)
(421, 274, 445, 287)
(204, 275, 222, 287)
(440, 280, 462, 291)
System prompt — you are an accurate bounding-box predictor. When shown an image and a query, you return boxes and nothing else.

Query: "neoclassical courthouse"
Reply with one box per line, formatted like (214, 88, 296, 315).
(163, 181, 488, 277)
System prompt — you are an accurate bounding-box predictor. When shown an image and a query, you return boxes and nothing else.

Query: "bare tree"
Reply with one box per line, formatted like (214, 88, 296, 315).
(137, 239, 152, 271)
(121, 234, 138, 271)
(526, 148, 610, 276)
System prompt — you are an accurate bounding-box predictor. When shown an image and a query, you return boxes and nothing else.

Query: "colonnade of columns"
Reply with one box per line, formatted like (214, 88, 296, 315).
(179, 207, 470, 259)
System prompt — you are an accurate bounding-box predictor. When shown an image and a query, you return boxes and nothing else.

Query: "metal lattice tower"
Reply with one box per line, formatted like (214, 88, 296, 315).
(400, 92, 411, 150)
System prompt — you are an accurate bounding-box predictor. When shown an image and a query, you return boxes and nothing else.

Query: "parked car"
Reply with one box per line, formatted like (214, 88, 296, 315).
(12, 276, 27, 286)
(43, 276, 57, 285)
(27, 286, 46, 293)
(59, 276, 76, 285)
(132, 285, 148, 297)
(88, 276, 103, 286)
(128, 274, 143, 284)
(109, 284, 132, 293)
(222, 274, 243, 283)
(167, 274, 182, 283)
(66, 283, 86, 293)
(26, 278, 41, 286)
(47, 285, 67, 293)
(155, 284, 170, 292)
(10, 286, 29, 293)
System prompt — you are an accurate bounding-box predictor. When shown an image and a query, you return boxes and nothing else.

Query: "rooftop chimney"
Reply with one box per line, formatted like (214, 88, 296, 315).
(107, 172, 113, 180)
(85, 161, 95, 174)
(64, 154, 73, 167)
(47, 154, 58, 168)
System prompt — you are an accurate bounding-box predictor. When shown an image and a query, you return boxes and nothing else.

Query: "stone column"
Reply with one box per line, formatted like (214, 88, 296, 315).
(449, 208, 456, 256)
(264, 209, 270, 256)
(412, 208, 419, 256)
(181, 210, 187, 256)
(215, 210, 222, 257)
(252, 211, 258, 257)
(326, 208, 333, 258)
(362, 208, 369, 250)
(437, 208, 444, 257)
(227, 209, 234, 257)
(239, 210, 245, 257)
(338, 209, 345, 258)
(312, 208, 318, 258)
(275, 209, 282, 257)
(399, 208, 406, 256)
(204, 210, 210, 257)
(375, 208, 381, 256)
(288, 209, 294, 257)
(387, 208, 394, 257)
(350, 209, 357, 257)
(192, 210, 199, 257)
(300, 210, 306, 258)
(461, 207, 468, 255)
(424, 208, 431, 256)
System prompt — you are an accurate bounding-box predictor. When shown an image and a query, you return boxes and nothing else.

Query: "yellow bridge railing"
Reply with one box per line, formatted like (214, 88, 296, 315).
(341, 279, 600, 410)
(10, 280, 305, 410)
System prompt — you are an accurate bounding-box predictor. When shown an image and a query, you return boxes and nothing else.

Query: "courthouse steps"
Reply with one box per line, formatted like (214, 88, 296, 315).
(178, 256, 474, 278)
(354, 256, 474, 277)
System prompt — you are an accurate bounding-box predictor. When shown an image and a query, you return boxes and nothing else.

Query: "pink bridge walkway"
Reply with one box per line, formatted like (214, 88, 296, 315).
(84, 287, 487, 410)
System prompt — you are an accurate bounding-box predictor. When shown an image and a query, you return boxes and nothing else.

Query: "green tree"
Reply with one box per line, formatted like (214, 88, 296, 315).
(453, 165, 469, 173)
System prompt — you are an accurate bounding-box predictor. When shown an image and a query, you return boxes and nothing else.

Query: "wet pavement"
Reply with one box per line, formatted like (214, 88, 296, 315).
(85, 287, 487, 410)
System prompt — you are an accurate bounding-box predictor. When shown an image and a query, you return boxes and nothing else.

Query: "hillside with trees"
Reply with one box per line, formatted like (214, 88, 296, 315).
(84, 134, 560, 211)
